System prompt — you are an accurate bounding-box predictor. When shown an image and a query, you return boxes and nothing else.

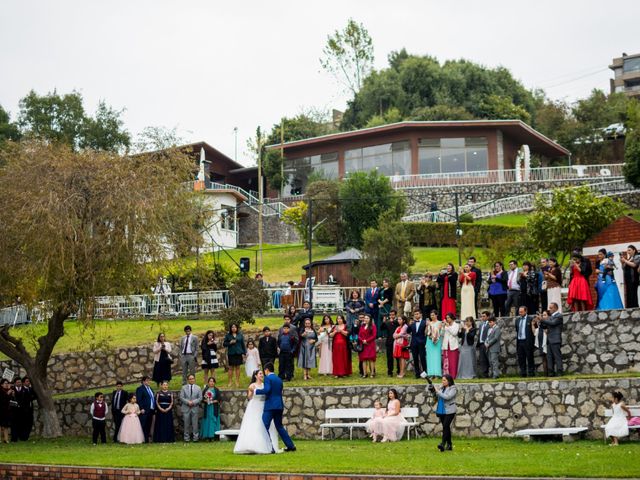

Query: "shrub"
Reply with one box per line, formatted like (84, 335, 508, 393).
(404, 223, 525, 248)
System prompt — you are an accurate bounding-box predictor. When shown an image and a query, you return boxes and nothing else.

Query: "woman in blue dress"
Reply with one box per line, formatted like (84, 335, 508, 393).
(153, 381, 175, 443)
(426, 310, 443, 377)
(595, 249, 624, 310)
(200, 377, 221, 441)
(345, 290, 365, 330)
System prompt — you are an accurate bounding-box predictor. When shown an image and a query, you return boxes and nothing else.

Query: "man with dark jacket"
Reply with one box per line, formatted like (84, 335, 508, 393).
(135, 376, 155, 443)
(277, 324, 298, 381)
(382, 310, 399, 377)
(541, 302, 564, 376)
(468, 257, 483, 311)
(514, 306, 536, 377)
(258, 326, 278, 367)
(110, 380, 128, 442)
(475, 311, 491, 378)
(293, 301, 314, 330)
(409, 309, 427, 378)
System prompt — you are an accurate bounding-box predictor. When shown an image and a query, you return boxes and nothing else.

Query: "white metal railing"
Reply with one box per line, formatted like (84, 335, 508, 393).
(391, 164, 624, 189)
(200, 181, 289, 217)
(0, 305, 30, 326)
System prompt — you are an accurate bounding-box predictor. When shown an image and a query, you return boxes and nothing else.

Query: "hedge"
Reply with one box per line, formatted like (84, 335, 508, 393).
(404, 222, 526, 247)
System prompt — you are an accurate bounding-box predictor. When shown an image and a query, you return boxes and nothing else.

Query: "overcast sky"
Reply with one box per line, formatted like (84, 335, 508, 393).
(2, 0, 639, 166)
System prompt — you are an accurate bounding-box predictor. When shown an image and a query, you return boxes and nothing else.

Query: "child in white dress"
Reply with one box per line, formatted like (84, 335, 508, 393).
(604, 391, 631, 446)
(365, 400, 385, 442)
(244, 340, 261, 378)
(118, 394, 145, 444)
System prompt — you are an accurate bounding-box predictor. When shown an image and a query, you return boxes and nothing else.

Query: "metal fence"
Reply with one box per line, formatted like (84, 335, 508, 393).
(0, 305, 30, 326)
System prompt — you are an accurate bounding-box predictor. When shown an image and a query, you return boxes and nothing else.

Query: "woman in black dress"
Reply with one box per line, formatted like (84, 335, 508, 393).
(201, 330, 219, 382)
(0, 379, 13, 443)
(152, 333, 173, 386)
(153, 380, 175, 443)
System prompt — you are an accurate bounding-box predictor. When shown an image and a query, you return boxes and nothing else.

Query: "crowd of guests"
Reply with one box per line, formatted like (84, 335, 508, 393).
(0, 376, 35, 443)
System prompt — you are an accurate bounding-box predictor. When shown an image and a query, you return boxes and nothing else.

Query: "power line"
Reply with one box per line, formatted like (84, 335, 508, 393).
(543, 68, 608, 90)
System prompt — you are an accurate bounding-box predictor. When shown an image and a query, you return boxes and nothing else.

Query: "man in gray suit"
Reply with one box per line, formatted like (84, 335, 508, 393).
(179, 374, 202, 442)
(541, 302, 563, 376)
(179, 325, 198, 384)
(484, 314, 502, 379)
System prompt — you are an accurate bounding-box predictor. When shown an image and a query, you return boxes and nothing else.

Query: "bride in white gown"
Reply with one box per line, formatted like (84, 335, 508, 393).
(234, 370, 282, 454)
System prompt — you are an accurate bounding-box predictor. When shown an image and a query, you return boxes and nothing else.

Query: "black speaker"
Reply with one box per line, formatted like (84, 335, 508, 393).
(239, 257, 250, 273)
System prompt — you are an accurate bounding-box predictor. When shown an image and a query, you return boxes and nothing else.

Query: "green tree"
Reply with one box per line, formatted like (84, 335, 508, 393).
(218, 276, 269, 330)
(623, 99, 640, 187)
(365, 107, 403, 128)
(320, 18, 374, 95)
(0, 140, 194, 437)
(281, 201, 309, 247)
(339, 170, 405, 248)
(0, 105, 21, 144)
(354, 210, 415, 283)
(525, 185, 625, 264)
(410, 104, 474, 121)
(17, 89, 129, 152)
(305, 179, 342, 247)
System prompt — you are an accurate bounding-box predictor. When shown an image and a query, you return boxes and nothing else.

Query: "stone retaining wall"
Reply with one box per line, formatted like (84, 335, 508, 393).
(1, 309, 639, 394)
(39, 377, 640, 440)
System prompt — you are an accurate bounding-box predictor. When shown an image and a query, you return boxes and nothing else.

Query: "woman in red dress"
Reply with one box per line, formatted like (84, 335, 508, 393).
(358, 314, 377, 378)
(437, 263, 458, 320)
(567, 254, 594, 311)
(330, 315, 352, 377)
(392, 315, 410, 378)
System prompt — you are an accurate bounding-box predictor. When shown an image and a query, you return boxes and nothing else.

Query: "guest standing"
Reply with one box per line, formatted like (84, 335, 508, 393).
(457, 317, 477, 379)
(437, 264, 458, 320)
(544, 258, 563, 313)
(520, 262, 539, 315)
(244, 340, 261, 378)
(110, 381, 128, 443)
(595, 249, 624, 310)
(418, 273, 438, 319)
(567, 253, 594, 312)
(621, 245, 640, 308)
(382, 310, 399, 377)
(152, 333, 173, 386)
(442, 313, 460, 378)
(118, 394, 145, 444)
(475, 311, 491, 378)
(408, 309, 427, 378)
(432, 374, 457, 452)
(488, 262, 508, 317)
(200, 330, 219, 382)
(179, 325, 198, 385)
(359, 314, 377, 378)
(395, 272, 416, 315)
(468, 257, 483, 312)
(532, 313, 548, 376)
(377, 279, 394, 336)
(277, 324, 297, 381)
(345, 290, 365, 330)
(200, 377, 221, 441)
(392, 315, 410, 378)
(514, 306, 536, 377)
(539, 258, 550, 312)
(293, 300, 314, 330)
(0, 380, 12, 443)
(298, 318, 318, 380)
(180, 374, 202, 442)
(135, 376, 155, 443)
(485, 315, 502, 379)
(364, 280, 380, 336)
(20, 377, 35, 441)
(426, 310, 443, 378)
(153, 381, 175, 443)
(330, 315, 352, 378)
(504, 260, 521, 316)
(258, 327, 278, 368)
(458, 264, 477, 320)
(89, 392, 108, 445)
(541, 303, 563, 376)
(317, 315, 334, 375)
(223, 323, 246, 389)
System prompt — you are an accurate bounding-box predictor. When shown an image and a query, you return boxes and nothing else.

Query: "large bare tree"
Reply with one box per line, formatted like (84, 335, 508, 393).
(0, 140, 195, 436)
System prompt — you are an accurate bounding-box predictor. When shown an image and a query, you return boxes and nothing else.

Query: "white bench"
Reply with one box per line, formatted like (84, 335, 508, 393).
(215, 428, 240, 441)
(320, 407, 419, 440)
(514, 427, 588, 441)
(601, 405, 640, 443)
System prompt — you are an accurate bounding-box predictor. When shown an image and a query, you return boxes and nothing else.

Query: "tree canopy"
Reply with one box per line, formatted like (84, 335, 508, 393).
(623, 99, 640, 187)
(17, 89, 130, 152)
(0, 140, 195, 436)
(0, 105, 21, 145)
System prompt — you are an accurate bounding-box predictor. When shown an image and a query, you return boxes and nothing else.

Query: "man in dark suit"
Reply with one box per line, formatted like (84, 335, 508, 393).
(541, 302, 564, 376)
(21, 377, 35, 441)
(468, 257, 483, 311)
(475, 311, 491, 378)
(409, 309, 427, 378)
(11, 378, 30, 441)
(255, 363, 296, 452)
(258, 326, 278, 367)
(110, 380, 128, 443)
(514, 306, 536, 377)
(364, 280, 380, 336)
(135, 376, 155, 443)
(293, 301, 314, 330)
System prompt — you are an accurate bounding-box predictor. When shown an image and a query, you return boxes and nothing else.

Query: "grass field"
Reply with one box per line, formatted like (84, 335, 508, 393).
(0, 436, 637, 477)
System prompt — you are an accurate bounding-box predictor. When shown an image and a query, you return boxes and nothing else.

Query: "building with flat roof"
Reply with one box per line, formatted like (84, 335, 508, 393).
(267, 120, 569, 196)
(609, 52, 640, 98)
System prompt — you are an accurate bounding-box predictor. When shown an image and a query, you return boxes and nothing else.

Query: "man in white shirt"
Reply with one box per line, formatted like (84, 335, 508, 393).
(179, 374, 202, 442)
(504, 260, 521, 316)
(179, 325, 198, 384)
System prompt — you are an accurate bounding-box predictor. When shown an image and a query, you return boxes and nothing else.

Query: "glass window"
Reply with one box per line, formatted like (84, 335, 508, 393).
(441, 147, 466, 173)
(419, 147, 440, 174)
(282, 152, 338, 195)
(220, 205, 236, 231)
(418, 137, 488, 175)
(392, 141, 411, 175)
(466, 148, 488, 171)
(623, 57, 640, 73)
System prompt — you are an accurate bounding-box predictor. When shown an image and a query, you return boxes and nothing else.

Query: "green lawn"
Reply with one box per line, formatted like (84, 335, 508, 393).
(0, 436, 637, 477)
(475, 213, 530, 226)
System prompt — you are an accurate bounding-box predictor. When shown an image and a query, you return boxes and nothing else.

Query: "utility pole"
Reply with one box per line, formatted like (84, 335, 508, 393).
(258, 137, 264, 274)
(280, 118, 285, 195)
(307, 198, 313, 301)
(455, 192, 462, 267)
(233, 127, 238, 162)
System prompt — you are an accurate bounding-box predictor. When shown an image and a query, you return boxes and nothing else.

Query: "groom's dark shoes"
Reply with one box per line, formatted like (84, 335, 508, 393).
(284, 446, 297, 452)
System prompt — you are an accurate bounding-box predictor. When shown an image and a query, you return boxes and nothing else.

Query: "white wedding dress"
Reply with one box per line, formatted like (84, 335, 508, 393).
(234, 387, 281, 454)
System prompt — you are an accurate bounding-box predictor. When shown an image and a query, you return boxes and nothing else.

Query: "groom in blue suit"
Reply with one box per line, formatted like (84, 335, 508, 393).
(255, 363, 296, 452)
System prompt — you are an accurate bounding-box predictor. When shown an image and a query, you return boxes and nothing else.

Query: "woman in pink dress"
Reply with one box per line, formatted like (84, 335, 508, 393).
(392, 315, 410, 378)
(365, 400, 386, 442)
(358, 314, 377, 378)
(381, 389, 407, 442)
(437, 263, 458, 320)
(317, 315, 334, 375)
(441, 313, 460, 379)
(330, 315, 352, 377)
(118, 394, 145, 444)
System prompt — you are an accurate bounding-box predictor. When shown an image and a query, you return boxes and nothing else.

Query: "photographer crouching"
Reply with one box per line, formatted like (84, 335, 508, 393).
(424, 373, 457, 451)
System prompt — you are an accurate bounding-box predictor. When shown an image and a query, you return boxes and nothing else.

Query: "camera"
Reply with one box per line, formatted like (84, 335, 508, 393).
(420, 371, 436, 392)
